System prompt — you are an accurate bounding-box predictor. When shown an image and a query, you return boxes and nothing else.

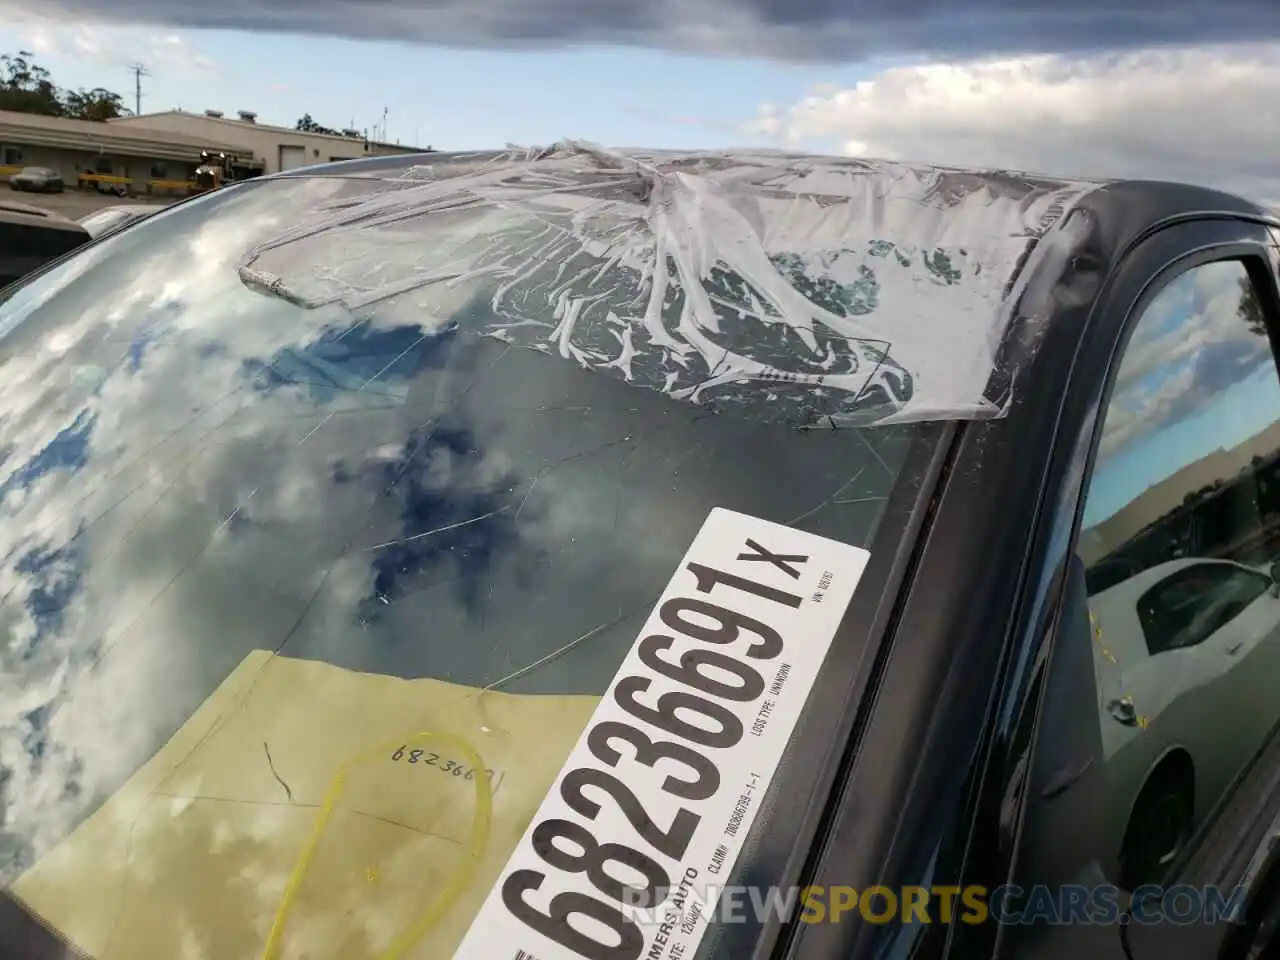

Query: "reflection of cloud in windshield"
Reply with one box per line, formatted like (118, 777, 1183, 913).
(246, 316, 521, 615)
(0, 178, 369, 875)
(1098, 262, 1270, 462)
(0, 411, 95, 506)
(347, 422, 524, 617)
(14, 536, 84, 650)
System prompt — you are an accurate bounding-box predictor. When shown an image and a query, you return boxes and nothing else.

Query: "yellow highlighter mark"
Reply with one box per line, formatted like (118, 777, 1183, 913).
(1089, 610, 1117, 662)
(263, 730, 493, 960)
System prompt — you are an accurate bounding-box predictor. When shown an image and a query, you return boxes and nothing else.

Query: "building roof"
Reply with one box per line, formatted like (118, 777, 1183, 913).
(0, 109, 251, 162)
(110, 110, 419, 152)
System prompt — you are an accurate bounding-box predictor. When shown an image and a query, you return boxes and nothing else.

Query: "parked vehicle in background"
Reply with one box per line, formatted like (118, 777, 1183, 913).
(8, 166, 64, 194)
(0, 200, 88, 288)
(1086, 557, 1280, 889)
(77, 204, 160, 239)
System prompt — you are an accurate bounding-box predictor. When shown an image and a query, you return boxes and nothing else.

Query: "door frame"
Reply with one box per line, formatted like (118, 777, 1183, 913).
(976, 222, 1280, 958)
(778, 208, 1280, 960)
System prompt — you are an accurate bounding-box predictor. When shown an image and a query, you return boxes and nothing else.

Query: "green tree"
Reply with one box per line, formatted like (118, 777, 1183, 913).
(296, 113, 338, 135)
(296, 113, 365, 139)
(62, 87, 128, 121)
(0, 50, 128, 120)
(0, 50, 64, 116)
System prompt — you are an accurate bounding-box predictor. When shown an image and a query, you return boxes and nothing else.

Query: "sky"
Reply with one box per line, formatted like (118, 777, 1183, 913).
(1, 2, 1280, 203)
(3, 0, 1280, 524)
(0, 14, 907, 154)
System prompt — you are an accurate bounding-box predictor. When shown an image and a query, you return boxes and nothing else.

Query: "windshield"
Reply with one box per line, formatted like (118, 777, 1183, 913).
(0, 171, 932, 959)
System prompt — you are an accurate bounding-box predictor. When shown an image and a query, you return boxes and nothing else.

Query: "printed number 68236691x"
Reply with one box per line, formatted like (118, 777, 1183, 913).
(501, 547, 802, 960)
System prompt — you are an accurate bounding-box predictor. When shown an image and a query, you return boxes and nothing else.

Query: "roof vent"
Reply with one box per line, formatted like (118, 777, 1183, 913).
(204, 109, 224, 118)
(237, 110, 257, 123)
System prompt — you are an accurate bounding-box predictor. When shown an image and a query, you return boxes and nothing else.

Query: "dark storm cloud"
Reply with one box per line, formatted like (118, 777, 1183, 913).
(16, 0, 1280, 60)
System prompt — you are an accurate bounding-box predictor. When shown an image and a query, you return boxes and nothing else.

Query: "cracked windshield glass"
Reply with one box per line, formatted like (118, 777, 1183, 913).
(0, 171, 930, 959)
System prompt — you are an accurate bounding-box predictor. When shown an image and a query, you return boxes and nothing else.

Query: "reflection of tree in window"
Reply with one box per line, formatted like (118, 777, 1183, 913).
(1239, 276, 1266, 338)
(1136, 564, 1270, 655)
(1246, 451, 1280, 556)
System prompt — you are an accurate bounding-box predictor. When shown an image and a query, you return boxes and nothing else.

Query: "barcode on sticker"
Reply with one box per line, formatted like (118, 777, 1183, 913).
(512, 952, 538, 960)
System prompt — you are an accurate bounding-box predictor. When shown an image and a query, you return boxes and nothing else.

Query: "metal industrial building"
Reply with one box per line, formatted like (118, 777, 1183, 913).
(109, 109, 421, 174)
(0, 107, 423, 197)
(0, 108, 255, 195)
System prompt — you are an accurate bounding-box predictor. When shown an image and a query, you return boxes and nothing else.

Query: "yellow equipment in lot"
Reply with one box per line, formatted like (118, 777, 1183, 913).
(145, 177, 198, 196)
(75, 172, 131, 197)
(193, 150, 230, 194)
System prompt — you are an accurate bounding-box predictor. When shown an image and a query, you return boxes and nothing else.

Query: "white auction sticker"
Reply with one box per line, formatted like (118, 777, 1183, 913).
(452, 507, 870, 960)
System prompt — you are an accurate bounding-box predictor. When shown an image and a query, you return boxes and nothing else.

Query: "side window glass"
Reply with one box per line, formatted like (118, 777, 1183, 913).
(1137, 563, 1271, 655)
(1025, 259, 1280, 899)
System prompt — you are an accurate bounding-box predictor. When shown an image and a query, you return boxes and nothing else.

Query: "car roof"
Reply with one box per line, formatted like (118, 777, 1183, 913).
(83, 204, 158, 218)
(245, 145, 1280, 428)
(276, 147, 1280, 299)
(278, 145, 1278, 231)
(0, 201, 85, 233)
(0, 199, 52, 218)
(243, 143, 1130, 425)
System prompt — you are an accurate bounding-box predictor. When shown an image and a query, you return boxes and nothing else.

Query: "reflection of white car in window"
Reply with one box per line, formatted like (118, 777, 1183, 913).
(1089, 556, 1280, 887)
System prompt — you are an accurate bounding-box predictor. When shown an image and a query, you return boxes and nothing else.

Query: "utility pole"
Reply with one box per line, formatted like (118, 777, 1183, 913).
(381, 105, 388, 142)
(127, 63, 150, 115)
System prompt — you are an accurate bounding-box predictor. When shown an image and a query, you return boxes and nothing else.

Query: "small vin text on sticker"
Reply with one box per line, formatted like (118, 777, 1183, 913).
(450, 508, 869, 960)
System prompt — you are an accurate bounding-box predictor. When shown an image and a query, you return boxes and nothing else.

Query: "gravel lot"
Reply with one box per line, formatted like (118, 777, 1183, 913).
(4, 188, 172, 220)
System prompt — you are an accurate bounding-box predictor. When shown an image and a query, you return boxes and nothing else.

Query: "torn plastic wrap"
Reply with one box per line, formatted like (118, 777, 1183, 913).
(237, 143, 1103, 427)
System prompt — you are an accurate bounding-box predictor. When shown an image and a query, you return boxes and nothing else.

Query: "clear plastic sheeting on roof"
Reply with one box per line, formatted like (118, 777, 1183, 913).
(238, 142, 1102, 427)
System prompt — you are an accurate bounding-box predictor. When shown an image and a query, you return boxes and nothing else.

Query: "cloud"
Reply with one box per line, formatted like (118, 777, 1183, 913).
(748, 44, 1280, 203)
(742, 102, 782, 137)
(1, 0, 1278, 61)
(1, 10, 217, 75)
(1098, 261, 1269, 462)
